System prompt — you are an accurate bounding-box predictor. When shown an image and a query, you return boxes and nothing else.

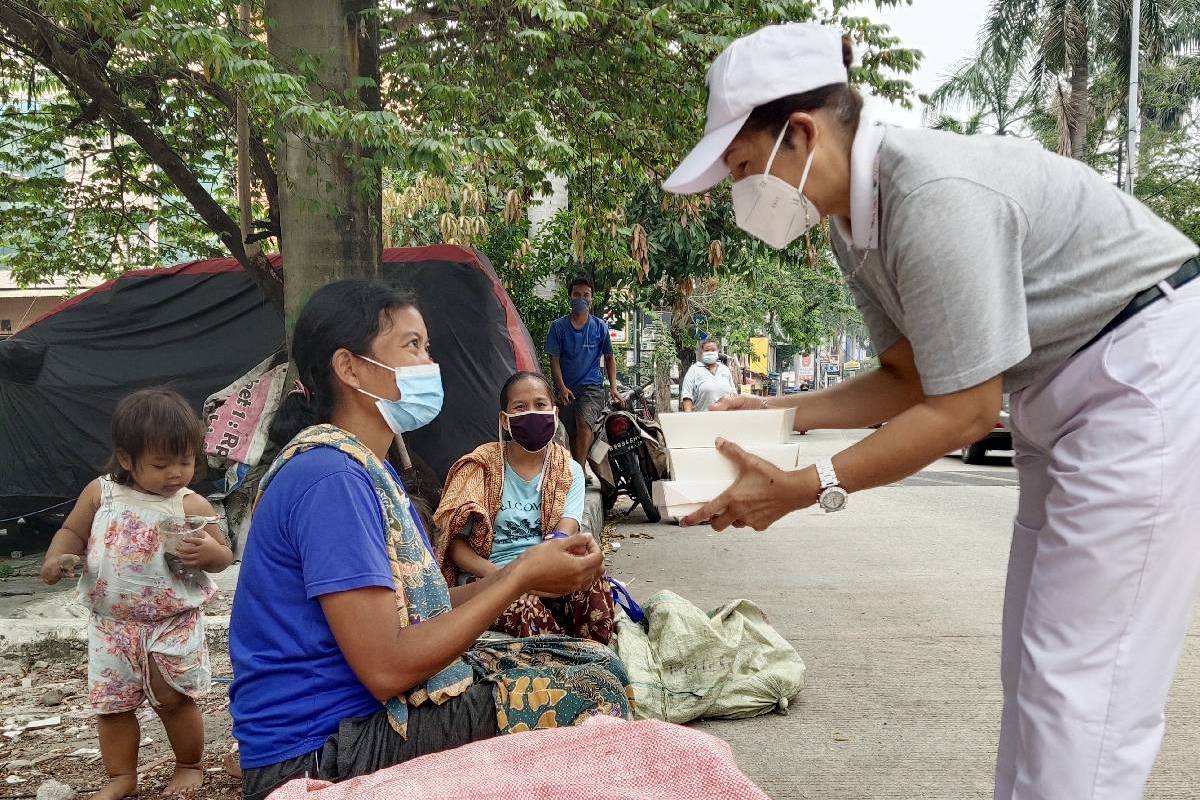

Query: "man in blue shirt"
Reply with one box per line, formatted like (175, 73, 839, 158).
(545, 277, 622, 471)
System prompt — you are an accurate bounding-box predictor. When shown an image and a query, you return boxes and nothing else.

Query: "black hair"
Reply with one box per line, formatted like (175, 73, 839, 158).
(741, 35, 862, 146)
(269, 280, 420, 448)
(105, 387, 206, 485)
(567, 276, 593, 295)
(499, 371, 555, 411)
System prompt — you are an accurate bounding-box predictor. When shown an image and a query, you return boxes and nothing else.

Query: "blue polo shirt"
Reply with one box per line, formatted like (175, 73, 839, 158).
(545, 315, 612, 391)
(229, 447, 431, 768)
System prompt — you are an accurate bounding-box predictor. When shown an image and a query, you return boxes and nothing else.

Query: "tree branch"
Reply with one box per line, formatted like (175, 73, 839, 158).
(388, 7, 435, 34)
(0, 4, 284, 308)
(173, 69, 281, 236)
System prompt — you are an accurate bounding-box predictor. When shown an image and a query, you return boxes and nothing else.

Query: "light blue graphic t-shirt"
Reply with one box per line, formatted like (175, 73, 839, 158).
(486, 459, 586, 567)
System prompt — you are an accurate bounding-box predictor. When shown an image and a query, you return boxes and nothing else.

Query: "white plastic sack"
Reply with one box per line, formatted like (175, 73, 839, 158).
(613, 590, 805, 724)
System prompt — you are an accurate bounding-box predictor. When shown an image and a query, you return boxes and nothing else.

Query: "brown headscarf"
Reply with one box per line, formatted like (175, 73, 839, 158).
(432, 441, 573, 586)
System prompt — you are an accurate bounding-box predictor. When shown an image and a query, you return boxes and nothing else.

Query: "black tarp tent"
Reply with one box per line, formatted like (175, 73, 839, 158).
(0, 245, 537, 519)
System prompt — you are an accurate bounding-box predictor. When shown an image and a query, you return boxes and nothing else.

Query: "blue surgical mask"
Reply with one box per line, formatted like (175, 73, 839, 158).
(356, 357, 444, 434)
(570, 297, 591, 315)
(702, 351, 720, 365)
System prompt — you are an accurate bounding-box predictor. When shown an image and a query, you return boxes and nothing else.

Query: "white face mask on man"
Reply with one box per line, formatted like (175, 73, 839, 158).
(731, 123, 820, 250)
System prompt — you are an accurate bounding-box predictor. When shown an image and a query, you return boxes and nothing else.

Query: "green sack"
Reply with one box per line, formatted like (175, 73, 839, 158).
(613, 590, 806, 724)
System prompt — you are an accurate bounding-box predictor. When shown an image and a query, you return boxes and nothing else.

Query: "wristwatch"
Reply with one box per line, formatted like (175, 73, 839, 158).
(815, 459, 848, 513)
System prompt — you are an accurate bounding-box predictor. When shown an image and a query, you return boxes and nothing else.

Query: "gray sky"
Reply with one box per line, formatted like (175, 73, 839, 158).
(860, 0, 993, 127)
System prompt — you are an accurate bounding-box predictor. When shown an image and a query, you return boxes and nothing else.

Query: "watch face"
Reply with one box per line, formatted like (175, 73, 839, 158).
(821, 487, 848, 512)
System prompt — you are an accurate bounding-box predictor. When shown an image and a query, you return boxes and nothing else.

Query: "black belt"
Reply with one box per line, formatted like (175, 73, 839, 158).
(1076, 257, 1200, 355)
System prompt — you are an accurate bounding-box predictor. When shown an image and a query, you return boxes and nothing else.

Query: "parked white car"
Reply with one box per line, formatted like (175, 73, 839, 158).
(961, 394, 1013, 464)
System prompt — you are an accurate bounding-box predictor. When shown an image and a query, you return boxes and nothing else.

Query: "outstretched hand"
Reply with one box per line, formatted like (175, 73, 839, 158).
(680, 438, 817, 531)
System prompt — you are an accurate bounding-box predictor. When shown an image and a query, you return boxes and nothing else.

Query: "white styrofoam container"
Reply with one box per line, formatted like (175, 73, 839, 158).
(668, 442, 802, 482)
(657, 407, 797, 449)
(652, 480, 731, 522)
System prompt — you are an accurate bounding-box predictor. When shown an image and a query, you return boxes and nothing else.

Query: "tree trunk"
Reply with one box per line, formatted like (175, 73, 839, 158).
(654, 356, 673, 414)
(266, 0, 382, 333)
(1067, 48, 1090, 161)
(674, 328, 694, 395)
(653, 324, 688, 414)
(236, 1, 259, 261)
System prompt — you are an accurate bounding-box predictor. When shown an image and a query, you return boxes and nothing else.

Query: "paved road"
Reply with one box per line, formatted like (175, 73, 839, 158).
(608, 429, 1200, 799)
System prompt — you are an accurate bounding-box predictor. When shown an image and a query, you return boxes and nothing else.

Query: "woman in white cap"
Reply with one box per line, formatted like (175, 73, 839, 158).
(666, 22, 1200, 800)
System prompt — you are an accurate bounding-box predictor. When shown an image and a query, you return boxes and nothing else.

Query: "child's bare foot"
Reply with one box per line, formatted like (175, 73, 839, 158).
(92, 773, 137, 799)
(162, 762, 204, 796)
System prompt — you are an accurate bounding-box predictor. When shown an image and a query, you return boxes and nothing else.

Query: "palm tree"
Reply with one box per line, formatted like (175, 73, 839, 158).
(1094, 0, 1200, 102)
(982, 0, 1200, 161)
(926, 111, 988, 135)
(983, 0, 1098, 159)
(1138, 52, 1200, 131)
(925, 42, 1041, 135)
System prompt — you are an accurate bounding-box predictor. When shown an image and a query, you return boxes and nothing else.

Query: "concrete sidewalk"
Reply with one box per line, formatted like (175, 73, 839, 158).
(605, 430, 1200, 799)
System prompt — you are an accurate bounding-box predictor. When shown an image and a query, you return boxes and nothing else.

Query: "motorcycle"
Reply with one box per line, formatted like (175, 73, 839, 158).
(587, 380, 668, 523)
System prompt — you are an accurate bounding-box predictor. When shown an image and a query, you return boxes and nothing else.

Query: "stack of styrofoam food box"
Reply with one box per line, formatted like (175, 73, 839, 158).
(652, 408, 800, 522)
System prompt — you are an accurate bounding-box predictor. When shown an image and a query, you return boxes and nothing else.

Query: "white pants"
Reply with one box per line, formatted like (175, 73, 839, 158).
(995, 279, 1200, 799)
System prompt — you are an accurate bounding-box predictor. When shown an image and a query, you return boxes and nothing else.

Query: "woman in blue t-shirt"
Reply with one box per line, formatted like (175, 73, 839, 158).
(434, 372, 616, 644)
(229, 281, 631, 800)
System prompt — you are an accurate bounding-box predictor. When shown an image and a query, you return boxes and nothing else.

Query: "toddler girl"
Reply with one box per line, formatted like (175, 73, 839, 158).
(41, 387, 233, 799)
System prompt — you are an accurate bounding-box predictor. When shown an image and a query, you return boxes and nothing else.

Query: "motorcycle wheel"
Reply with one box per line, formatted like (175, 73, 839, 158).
(615, 449, 660, 523)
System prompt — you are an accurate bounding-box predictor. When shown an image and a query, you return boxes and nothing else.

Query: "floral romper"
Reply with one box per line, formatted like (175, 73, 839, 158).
(78, 478, 216, 714)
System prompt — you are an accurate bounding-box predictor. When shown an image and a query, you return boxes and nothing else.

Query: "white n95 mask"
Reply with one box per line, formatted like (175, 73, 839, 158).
(731, 123, 820, 249)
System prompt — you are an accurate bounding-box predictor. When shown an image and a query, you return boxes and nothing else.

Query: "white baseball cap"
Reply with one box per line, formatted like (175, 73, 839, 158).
(663, 23, 848, 195)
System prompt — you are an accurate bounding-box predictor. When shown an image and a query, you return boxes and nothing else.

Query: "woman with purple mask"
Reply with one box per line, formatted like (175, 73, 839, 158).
(435, 372, 615, 644)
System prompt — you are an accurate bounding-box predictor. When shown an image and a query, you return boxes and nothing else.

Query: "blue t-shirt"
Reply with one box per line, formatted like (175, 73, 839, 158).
(229, 448, 432, 769)
(545, 315, 612, 391)
(486, 460, 586, 567)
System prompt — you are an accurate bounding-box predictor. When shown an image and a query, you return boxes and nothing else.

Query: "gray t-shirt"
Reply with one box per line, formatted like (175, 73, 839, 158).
(832, 128, 1198, 395)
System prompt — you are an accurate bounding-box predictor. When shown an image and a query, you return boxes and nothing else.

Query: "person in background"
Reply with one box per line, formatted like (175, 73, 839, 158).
(40, 388, 234, 800)
(230, 281, 630, 800)
(680, 340, 738, 412)
(545, 277, 622, 474)
(436, 371, 615, 644)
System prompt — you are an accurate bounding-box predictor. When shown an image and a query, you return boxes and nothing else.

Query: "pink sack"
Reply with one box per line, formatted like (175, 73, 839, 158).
(267, 716, 767, 800)
(203, 356, 289, 466)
